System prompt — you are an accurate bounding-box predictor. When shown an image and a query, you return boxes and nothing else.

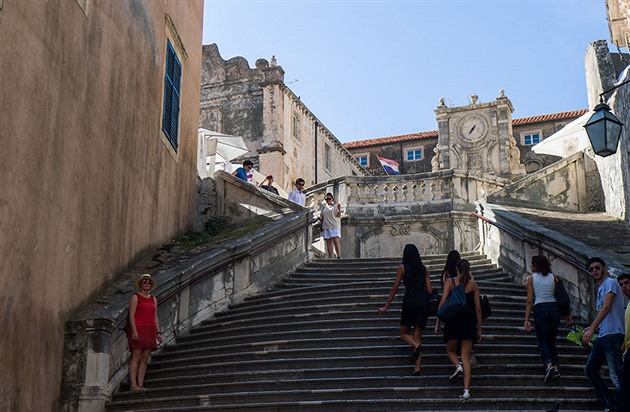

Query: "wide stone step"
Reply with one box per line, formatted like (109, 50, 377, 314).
(109, 253, 599, 412)
(107, 385, 601, 411)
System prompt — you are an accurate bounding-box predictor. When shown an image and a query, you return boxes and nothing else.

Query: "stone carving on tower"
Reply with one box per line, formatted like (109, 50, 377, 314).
(433, 90, 525, 177)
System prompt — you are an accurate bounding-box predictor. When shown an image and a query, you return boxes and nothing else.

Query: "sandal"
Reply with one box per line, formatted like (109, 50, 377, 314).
(410, 345, 423, 362)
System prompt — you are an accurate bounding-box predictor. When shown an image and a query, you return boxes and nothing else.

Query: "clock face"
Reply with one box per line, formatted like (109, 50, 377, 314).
(458, 114, 488, 142)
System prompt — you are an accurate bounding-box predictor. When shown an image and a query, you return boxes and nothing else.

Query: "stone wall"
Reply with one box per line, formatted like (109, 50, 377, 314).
(584, 40, 630, 220)
(199, 44, 367, 193)
(0, 2, 203, 411)
(487, 152, 604, 212)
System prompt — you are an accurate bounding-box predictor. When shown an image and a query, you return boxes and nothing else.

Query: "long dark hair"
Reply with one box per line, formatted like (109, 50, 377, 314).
(402, 244, 426, 276)
(441, 250, 461, 287)
(456, 259, 472, 286)
(531, 255, 551, 276)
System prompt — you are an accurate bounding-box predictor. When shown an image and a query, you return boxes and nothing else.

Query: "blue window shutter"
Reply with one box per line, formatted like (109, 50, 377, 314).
(162, 40, 181, 151)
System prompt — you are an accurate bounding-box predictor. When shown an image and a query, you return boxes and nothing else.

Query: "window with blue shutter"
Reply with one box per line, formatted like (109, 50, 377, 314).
(162, 40, 182, 151)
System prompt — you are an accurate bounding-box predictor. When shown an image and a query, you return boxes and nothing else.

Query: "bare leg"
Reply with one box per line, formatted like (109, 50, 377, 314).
(129, 348, 142, 390)
(332, 237, 342, 258)
(413, 326, 424, 373)
(461, 339, 473, 391)
(399, 325, 419, 349)
(324, 238, 334, 258)
(137, 348, 152, 388)
(446, 340, 461, 367)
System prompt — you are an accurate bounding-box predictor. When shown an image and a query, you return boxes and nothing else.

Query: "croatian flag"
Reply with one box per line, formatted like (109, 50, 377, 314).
(377, 156, 401, 175)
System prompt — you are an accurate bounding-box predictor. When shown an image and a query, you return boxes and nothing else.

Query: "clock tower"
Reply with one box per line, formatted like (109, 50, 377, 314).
(433, 91, 525, 177)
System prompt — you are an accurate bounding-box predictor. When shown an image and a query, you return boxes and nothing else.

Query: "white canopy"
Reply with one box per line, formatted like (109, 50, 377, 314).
(531, 111, 593, 158)
(198, 129, 249, 178)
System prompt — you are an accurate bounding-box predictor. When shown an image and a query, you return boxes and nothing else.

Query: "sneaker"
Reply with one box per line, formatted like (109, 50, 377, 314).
(553, 367, 561, 379)
(459, 389, 470, 400)
(449, 364, 463, 382)
(544, 365, 553, 384)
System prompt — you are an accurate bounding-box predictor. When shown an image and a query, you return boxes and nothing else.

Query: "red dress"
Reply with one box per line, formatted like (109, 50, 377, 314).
(128, 293, 158, 350)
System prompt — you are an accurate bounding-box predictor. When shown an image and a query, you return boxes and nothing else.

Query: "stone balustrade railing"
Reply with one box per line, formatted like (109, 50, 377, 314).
(305, 170, 511, 216)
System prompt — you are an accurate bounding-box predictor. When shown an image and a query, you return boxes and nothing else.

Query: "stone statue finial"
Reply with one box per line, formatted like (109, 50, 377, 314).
(270, 55, 277, 67)
(438, 97, 447, 107)
(469, 94, 478, 105)
(431, 146, 440, 172)
(498, 88, 506, 99)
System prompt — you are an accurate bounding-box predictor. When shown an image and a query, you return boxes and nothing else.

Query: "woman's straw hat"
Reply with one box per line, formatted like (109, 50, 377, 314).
(135, 273, 157, 289)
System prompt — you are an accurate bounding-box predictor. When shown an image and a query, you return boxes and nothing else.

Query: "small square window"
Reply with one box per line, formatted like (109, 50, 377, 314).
(406, 148, 423, 161)
(521, 132, 541, 146)
(354, 154, 368, 167)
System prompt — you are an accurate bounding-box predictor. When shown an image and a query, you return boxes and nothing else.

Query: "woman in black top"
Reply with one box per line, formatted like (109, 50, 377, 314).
(440, 250, 461, 289)
(378, 244, 433, 375)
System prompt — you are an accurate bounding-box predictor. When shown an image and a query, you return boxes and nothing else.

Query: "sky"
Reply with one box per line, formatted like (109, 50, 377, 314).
(202, 0, 613, 143)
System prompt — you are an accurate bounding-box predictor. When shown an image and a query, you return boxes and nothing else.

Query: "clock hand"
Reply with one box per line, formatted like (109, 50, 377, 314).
(469, 125, 476, 134)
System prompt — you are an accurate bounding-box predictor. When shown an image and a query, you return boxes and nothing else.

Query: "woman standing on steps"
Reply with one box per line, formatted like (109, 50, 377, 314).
(435, 259, 482, 400)
(378, 244, 433, 375)
(524, 255, 573, 383)
(318, 192, 342, 259)
(128, 273, 163, 392)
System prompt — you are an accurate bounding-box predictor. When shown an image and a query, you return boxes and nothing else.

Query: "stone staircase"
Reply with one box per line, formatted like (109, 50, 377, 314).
(106, 252, 603, 411)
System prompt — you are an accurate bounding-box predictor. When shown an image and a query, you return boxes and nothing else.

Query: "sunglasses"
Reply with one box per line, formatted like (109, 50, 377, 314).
(325, 197, 333, 201)
(588, 265, 602, 272)
(141, 280, 153, 284)
(296, 183, 304, 186)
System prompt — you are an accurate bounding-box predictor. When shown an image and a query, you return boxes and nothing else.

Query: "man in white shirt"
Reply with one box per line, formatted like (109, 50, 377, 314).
(288, 178, 306, 206)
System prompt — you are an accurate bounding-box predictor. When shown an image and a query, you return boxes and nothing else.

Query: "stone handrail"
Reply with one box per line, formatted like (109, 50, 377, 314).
(474, 202, 597, 321)
(61, 176, 313, 412)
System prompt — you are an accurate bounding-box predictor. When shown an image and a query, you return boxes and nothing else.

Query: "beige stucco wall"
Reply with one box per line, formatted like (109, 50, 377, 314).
(0, 1, 203, 410)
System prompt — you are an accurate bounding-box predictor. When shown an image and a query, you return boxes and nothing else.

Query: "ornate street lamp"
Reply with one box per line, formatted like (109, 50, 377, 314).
(583, 78, 630, 157)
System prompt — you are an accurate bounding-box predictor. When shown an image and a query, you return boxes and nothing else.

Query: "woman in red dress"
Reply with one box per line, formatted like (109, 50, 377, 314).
(128, 273, 162, 391)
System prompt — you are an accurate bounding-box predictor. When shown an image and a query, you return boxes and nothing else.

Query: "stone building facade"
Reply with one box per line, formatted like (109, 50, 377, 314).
(345, 105, 586, 176)
(200, 44, 368, 193)
(0, 1, 203, 410)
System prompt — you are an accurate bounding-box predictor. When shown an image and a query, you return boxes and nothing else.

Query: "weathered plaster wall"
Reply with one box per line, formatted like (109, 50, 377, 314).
(0, 1, 203, 410)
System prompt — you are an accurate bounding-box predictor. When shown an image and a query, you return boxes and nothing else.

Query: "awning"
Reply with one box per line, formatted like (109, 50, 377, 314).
(531, 111, 593, 157)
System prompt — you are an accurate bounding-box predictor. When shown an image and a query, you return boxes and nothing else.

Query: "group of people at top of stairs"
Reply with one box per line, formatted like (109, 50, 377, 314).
(378, 245, 481, 400)
(378, 246, 630, 411)
(232, 162, 340, 260)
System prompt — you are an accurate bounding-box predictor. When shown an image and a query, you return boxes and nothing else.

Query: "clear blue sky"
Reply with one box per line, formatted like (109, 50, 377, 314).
(202, 1, 611, 143)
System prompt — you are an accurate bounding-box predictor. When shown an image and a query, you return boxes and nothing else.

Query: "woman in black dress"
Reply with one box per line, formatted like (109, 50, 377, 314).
(378, 244, 433, 375)
(435, 259, 482, 400)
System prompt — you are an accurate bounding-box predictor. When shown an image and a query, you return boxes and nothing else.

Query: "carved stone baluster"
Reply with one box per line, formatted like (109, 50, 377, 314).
(382, 184, 389, 203)
(392, 185, 398, 203)
(402, 184, 408, 203)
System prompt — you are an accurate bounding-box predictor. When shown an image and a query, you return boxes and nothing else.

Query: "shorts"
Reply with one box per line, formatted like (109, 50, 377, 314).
(401, 302, 429, 328)
(322, 228, 341, 239)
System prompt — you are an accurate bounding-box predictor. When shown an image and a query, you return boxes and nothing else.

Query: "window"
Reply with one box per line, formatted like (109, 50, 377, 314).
(521, 132, 541, 146)
(354, 154, 369, 167)
(406, 147, 423, 161)
(292, 113, 300, 140)
(162, 40, 182, 151)
(324, 144, 331, 170)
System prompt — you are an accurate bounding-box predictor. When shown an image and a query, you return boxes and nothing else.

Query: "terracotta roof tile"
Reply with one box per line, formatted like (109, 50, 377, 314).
(344, 109, 588, 149)
(512, 109, 588, 125)
(345, 130, 438, 149)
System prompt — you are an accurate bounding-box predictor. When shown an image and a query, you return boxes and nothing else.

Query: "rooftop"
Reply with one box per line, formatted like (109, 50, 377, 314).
(344, 108, 588, 149)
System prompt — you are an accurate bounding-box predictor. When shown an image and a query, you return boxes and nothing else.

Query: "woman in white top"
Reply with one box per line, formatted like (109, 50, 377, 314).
(319, 192, 341, 259)
(524, 255, 572, 383)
